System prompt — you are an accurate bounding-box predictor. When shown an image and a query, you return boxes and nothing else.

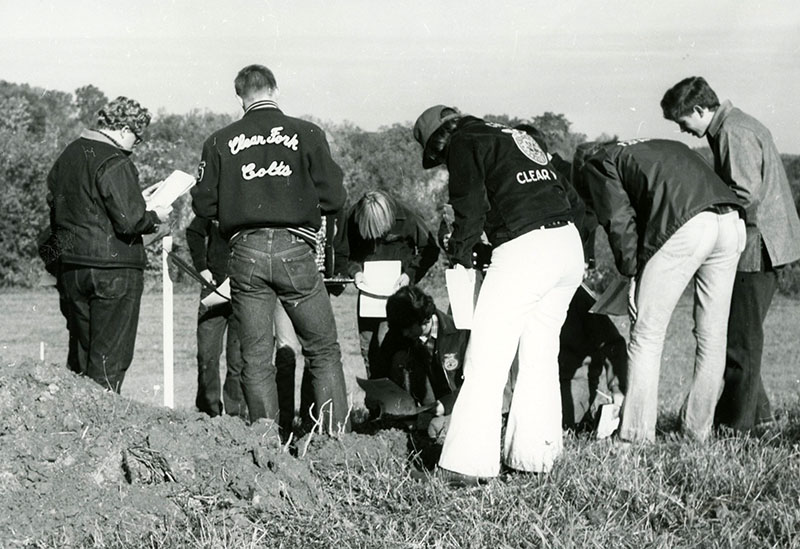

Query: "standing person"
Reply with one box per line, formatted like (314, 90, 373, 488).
(186, 216, 247, 418)
(414, 106, 585, 484)
(46, 96, 171, 392)
(191, 64, 350, 433)
(338, 190, 440, 378)
(581, 138, 745, 443)
(661, 77, 800, 431)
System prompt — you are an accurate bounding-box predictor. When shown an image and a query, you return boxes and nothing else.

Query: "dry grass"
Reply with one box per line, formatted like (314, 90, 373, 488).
(3, 287, 800, 548)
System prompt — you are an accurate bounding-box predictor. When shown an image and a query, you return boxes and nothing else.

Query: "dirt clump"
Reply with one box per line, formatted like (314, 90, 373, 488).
(0, 360, 409, 547)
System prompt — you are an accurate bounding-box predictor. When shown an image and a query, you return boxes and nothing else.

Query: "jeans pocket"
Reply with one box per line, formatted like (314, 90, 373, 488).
(229, 250, 257, 287)
(93, 269, 137, 299)
(281, 249, 319, 294)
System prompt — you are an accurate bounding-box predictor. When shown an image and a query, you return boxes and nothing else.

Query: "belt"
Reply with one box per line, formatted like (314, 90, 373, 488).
(704, 204, 737, 215)
(538, 219, 570, 230)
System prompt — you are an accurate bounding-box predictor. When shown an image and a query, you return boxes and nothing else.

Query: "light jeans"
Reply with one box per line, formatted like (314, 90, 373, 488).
(619, 211, 744, 443)
(438, 223, 584, 477)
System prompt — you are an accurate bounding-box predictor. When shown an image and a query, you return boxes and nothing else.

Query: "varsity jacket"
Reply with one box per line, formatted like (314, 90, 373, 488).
(706, 100, 800, 271)
(186, 216, 230, 283)
(378, 309, 469, 414)
(445, 116, 581, 267)
(46, 129, 159, 269)
(191, 100, 346, 242)
(338, 201, 440, 283)
(583, 138, 742, 277)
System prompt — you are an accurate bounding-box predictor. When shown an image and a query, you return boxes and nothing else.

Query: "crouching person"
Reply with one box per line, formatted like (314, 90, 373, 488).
(559, 284, 627, 432)
(378, 286, 469, 440)
(581, 138, 745, 443)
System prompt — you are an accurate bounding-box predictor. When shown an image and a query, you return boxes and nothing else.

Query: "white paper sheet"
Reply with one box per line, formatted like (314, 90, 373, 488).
(200, 277, 231, 308)
(445, 266, 478, 329)
(357, 260, 401, 318)
(143, 170, 196, 210)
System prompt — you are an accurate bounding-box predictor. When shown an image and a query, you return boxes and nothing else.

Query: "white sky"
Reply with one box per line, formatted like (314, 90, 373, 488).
(2, 0, 799, 151)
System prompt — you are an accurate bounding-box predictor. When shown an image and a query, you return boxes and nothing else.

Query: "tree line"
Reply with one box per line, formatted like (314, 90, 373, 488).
(2, 80, 799, 294)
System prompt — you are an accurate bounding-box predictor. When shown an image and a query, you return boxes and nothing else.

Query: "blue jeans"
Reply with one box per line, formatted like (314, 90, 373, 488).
(620, 211, 744, 443)
(58, 265, 143, 392)
(228, 228, 350, 431)
(195, 294, 247, 418)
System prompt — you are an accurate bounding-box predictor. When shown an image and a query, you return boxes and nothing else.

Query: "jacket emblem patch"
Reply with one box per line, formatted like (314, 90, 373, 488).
(443, 353, 460, 371)
(509, 130, 549, 166)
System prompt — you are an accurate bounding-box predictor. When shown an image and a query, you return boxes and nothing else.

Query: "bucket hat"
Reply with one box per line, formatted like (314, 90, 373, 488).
(413, 105, 460, 168)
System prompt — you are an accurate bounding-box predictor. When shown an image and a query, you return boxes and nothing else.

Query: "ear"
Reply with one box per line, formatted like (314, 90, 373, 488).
(692, 105, 708, 117)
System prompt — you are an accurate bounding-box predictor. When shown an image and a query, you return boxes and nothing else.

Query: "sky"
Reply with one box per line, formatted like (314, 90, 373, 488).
(2, 0, 799, 151)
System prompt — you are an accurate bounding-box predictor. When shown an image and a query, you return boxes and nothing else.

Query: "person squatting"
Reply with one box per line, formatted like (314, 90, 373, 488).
(43, 65, 800, 488)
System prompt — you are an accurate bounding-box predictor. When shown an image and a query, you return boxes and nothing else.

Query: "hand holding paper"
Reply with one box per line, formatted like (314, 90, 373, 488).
(143, 170, 196, 210)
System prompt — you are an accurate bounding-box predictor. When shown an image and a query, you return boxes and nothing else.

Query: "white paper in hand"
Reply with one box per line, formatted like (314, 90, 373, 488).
(446, 266, 477, 329)
(200, 277, 231, 308)
(144, 170, 196, 210)
(358, 260, 401, 318)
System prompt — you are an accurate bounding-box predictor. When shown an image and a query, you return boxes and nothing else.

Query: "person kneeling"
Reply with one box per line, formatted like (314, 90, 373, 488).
(376, 286, 469, 441)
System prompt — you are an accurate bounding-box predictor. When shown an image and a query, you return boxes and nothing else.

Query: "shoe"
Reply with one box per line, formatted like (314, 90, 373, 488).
(434, 467, 490, 488)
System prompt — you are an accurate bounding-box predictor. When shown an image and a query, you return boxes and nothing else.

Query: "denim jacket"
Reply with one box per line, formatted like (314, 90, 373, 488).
(707, 101, 800, 271)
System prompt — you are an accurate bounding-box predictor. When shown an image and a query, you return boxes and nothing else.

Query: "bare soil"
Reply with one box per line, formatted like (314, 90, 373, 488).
(0, 360, 409, 547)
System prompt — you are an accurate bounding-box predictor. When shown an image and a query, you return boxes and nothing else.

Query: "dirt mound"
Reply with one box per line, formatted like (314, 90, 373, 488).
(0, 360, 409, 547)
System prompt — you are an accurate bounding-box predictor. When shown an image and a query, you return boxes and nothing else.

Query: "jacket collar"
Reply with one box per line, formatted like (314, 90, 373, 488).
(707, 100, 733, 138)
(244, 99, 280, 115)
(80, 129, 131, 155)
(434, 309, 461, 335)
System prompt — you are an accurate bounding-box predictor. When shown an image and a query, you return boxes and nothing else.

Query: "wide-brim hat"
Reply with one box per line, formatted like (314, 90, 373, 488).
(413, 105, 460, 169)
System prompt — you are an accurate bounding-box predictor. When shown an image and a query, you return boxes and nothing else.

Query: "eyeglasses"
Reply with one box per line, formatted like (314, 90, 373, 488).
(125, 126, 143, 146)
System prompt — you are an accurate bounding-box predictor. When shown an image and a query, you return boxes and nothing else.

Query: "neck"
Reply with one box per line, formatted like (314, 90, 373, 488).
(96, 129, 130, 151)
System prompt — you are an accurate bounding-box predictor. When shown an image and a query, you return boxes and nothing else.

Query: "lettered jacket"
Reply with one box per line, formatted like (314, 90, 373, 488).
(191, 100, 346, 242)
(46, 129, 159, 269)
(583, 138, 742, 277)
(707, 100, 800, 271)
(445, 116, 582, 267)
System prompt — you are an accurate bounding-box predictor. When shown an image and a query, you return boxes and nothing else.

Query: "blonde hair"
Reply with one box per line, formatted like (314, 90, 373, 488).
(353, 190, 396, 240)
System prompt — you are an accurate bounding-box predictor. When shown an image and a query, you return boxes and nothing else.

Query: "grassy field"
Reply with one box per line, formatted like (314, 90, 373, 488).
(2, 285, 799, 413)
(2, 286, 800, 547)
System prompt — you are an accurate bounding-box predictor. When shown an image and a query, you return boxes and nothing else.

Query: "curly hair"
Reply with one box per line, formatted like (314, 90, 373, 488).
(96, 96, 151, 136)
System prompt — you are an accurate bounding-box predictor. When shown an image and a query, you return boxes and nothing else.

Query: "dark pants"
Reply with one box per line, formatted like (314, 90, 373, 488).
(358, 316, 389, 378)
(714, 269, 777, 431)
(558, 285, 628, 429)
(58, 266, 143, 392)
(196, 295, 247, 418)
(228, 229, 350, 432)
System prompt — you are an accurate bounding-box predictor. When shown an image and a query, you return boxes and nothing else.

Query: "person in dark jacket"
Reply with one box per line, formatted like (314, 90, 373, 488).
(186, 216, 247, 418)
(46, 96, 172, 392)
(191, 64, 350, 433)
(338, 190, 440, 378)
(377, 285, 469, 439)
(661, 77, 800, 432)
(581, 138, 746, 443)
(414, 106, 585, 484)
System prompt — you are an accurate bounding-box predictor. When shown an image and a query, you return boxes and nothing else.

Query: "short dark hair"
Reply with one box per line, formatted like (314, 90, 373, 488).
(386, 286, 436, 332)
(234, 64, 277, 99)
(660, 76, 720, 121)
